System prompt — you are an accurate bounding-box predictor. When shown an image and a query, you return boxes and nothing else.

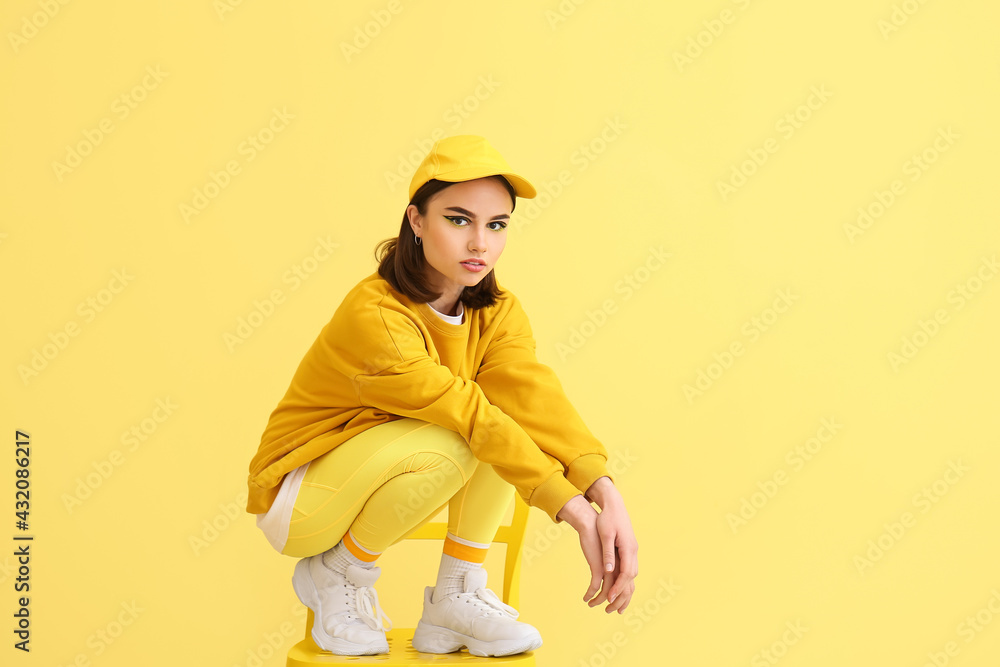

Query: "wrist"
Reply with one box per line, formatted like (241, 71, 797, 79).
(556, 494, 596, 529)
(584, 476, 619, 508)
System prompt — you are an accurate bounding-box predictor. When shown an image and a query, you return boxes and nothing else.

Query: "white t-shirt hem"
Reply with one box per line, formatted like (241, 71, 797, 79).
(256, 460, 310, 553)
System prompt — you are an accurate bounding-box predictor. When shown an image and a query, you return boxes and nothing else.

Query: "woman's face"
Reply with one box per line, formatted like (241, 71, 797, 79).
(407, 177, 512, 299)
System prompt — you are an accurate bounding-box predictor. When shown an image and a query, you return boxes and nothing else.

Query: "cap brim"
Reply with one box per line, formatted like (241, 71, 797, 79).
(436, 167, 537, 199)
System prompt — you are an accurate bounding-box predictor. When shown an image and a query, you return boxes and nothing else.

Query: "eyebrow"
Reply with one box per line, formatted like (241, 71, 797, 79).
(444, 206, 509, 222)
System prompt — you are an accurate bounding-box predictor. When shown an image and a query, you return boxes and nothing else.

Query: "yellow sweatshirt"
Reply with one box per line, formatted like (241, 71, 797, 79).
(245, 271, 613, 523)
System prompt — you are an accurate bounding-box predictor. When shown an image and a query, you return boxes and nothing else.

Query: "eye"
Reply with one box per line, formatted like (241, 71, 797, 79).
(444, 216, 507, 231)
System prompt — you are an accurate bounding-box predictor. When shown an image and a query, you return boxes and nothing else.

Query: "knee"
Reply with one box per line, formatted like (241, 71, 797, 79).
(406, 422, 479, 479)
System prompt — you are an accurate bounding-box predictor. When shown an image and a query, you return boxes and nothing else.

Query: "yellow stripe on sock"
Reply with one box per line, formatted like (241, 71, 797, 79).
(443, 536, 488, 563)
(344, 531, 380, 563)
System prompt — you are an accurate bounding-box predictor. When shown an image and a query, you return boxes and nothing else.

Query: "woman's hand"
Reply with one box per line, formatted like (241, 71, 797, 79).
(558, 497, 607, 606)
(557, 479, 638, 614)
(590, 498, 637, 613)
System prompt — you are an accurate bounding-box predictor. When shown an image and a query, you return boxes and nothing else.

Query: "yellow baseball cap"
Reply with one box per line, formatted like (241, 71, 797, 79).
(408, 135, 537, 201)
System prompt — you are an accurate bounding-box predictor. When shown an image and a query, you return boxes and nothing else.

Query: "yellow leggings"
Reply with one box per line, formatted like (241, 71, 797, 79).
(281, 417, 514, 558)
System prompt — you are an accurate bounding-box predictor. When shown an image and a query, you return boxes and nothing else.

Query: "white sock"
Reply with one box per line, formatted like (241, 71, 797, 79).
(322, 532, 377, 574)
(432, 533, 489, 603)
(433, 553, 481, 603)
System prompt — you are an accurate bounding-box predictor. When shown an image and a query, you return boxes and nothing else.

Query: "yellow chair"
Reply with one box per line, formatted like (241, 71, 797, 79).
(286, 494, 538, 665)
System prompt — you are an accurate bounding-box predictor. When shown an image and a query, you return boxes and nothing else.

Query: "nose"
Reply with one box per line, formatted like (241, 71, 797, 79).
(469, 224, 487, 254)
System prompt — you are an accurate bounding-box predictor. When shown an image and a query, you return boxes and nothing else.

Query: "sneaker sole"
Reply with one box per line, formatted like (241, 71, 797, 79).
(291, 558, 389, 656)
(411, 619, 542, 657)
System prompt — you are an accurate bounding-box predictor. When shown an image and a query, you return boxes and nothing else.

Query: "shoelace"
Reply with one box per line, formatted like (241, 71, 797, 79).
(349, 585, 393, 632)
(460, 587, 519, 619)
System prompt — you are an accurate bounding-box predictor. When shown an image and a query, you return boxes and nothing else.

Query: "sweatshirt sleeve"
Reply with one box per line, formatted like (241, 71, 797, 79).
(348, 302, 585, 523)
(474, 293, 614, 497)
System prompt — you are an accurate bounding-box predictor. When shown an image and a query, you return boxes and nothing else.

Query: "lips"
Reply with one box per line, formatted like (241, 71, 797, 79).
(461, 260, 487, 272)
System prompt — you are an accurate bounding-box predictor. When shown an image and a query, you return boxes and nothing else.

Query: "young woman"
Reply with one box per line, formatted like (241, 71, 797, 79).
(245, 135, 638, 657)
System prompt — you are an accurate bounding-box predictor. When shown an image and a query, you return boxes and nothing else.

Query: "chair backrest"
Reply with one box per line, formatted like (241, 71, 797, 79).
(401, 493, 531, 608)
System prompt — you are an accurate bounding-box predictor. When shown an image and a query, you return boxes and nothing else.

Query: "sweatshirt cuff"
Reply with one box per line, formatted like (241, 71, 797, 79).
(247, 478, 279, 514)
(529, 470, 586, 524)
(565, 453, 613, 496)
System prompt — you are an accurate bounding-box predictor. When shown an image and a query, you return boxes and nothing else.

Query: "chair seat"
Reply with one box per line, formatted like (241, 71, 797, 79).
(286, 627, 537, 665)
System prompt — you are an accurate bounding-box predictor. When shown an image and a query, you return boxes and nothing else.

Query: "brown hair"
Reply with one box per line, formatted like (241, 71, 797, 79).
(374, 176, 517, 310)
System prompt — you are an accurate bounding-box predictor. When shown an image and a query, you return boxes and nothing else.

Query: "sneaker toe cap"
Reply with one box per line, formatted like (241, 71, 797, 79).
(329, 621, 386, 646)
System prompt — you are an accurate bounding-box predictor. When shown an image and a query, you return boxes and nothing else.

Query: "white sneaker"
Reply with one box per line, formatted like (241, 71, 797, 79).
(411, 568, 542, 657)
(291, 554, 392, 655)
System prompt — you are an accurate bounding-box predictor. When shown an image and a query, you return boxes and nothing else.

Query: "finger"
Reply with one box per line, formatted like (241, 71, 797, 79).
(605, 565, 636, 609)
(577, 534, 601, 601)
(605, 580, 624, 609)
(599, 528, 617, 573)
(602, 553, 627, 602)
(589, 571, 614, 606)
(585, 563, 608, 602)
(610, 587, 634, 614)
(605, 582, 621, 605)
(606, 576, 635, 607)
(584, 567, 603, 602)
(605, 582, 633, 614)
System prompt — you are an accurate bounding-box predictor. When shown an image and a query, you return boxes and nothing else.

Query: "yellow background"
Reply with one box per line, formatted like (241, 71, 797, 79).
(3, 1, 999, 665)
